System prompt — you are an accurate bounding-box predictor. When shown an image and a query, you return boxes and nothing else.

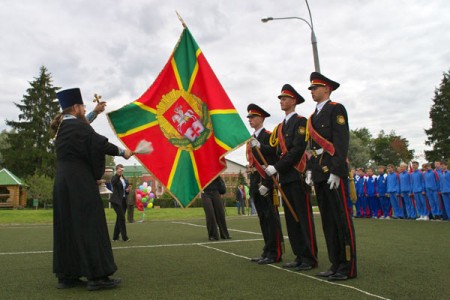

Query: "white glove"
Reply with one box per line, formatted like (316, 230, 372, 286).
(327, 173, 341, 190)
(265, 165, 277, 176)
(305, 170, 313, 186)
(259, 185, 269, 196)
(250, 138, 260, 148)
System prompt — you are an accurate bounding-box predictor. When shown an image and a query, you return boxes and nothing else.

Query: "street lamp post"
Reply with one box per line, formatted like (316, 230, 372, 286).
(261, 6, 320, 73)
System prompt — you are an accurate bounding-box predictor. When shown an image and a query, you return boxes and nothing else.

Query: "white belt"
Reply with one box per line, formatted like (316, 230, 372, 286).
(312, 148, 324, 155)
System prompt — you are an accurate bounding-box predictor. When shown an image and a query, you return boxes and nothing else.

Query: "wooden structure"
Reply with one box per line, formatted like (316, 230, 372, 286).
(0, 168, 27, 209)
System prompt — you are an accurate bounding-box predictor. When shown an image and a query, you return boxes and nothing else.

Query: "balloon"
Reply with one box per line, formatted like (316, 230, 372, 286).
(143, 182, 148, 188)
(148, 186, 152, 192)
(136, 194, 142, 201)
(141, 196, 148, 203)
(136, 203, 144, 211)
(150, 198, 154, 203)
(139, 185, 144, 191)
(149, 192, 155, 199)
(143, 188, 147, 194)
(148, 202, 153, 209)
(144, 201, 148, 208)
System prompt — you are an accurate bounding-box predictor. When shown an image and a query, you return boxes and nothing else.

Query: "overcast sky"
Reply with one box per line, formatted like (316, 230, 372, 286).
(1, 0, 449, 167)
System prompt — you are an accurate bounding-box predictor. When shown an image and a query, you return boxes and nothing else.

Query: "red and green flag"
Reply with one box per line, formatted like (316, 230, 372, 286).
(107, 26, 250, 207)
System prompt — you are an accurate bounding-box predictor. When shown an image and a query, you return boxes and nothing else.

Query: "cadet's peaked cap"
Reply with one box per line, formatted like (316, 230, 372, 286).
(308, 72, 340, 91)
(278, 84, 305, 104)
(56, 88, 84, 110)
(247, 103, 270, 118)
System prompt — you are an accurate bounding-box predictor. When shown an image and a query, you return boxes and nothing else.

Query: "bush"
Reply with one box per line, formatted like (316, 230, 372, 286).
(25, 173, 54, 207)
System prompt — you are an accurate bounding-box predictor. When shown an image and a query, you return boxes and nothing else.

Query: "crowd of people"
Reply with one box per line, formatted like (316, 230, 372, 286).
(351, 161, 450, 221)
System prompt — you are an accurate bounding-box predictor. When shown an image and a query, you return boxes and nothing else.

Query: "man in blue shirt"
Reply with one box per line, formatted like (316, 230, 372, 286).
(376, 166, 390, 219)
(365, 168, 378, 218)
(410, 161, 428, 220)
(386, 164, 403, 219)
(438, 161, 450, 220)
(423, 163, 442, 220)
(354, 168, 366, 218)
(399, 163, 416, 219)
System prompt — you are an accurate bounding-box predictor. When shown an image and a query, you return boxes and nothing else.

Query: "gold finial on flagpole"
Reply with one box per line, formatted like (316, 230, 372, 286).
(176, 11, 186, 28)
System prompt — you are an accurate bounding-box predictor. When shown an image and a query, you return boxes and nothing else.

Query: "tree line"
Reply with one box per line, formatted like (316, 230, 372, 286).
(0, 67, 449, 201)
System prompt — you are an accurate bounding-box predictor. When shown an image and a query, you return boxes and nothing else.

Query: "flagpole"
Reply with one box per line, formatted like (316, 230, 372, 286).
(254, 147, 299, 222)
(176, 11, 187, 28)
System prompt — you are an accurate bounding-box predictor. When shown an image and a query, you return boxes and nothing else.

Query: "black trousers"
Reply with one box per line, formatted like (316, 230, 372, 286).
(112, 199, 128, 241)
(253, 190, 284, 261)
(201, 191, 230, 239)
(282, 181, 318, 266)
(315, 179, 357, 278)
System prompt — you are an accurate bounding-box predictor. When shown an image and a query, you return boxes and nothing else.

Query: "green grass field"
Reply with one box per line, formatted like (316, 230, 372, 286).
(0, 208, 449, 299)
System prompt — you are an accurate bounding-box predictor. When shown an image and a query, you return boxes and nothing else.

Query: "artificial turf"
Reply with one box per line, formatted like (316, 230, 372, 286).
(0, 209, 449, 299)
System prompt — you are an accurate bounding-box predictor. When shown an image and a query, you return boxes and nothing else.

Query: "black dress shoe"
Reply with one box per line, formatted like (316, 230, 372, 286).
(57, 278, 86, 289)
(209, 237, 219, 241)
(295, 263, 314, 271)
(258, 257, 276, 265)
(250, 257, 264, 262)
(316, 270, 335, 277)
(282, 261, 301, 268)
(328, 273, 348, 281)
(87, 277, 122, 291)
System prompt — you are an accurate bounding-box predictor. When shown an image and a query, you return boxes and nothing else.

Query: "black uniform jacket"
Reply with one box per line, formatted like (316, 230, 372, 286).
(308, 100, 349, 183)
(274, 113, 308, 185)
(110, 174, 128, 205)
(249, 129, 276, 197)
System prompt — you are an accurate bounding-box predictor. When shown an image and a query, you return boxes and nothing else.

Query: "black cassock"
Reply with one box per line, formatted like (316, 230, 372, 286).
(53, 117, 121, 280)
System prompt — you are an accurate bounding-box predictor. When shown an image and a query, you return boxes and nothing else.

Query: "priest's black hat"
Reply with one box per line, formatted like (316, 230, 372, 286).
(56, 88, 84, 110)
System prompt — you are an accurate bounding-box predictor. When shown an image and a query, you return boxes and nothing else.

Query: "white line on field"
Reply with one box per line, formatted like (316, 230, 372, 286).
(172, 221, 265, 236)
(176, 221, 391, 300)
(0, 239, 263, 256)
(198, 243, 391, 300)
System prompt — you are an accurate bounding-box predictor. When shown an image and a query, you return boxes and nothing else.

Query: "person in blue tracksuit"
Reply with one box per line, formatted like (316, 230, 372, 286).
(435, 161, 448, 220)
(410, 161, 428, 220)
(386, 164, 403, 219)
(399, 163, 416, 219)
(438, 161, 450, 220)
(376, 166, 390, 219)
(354, 168, 366, 218)
(365, 168, 378, 218)
(423, 163, 442, 220)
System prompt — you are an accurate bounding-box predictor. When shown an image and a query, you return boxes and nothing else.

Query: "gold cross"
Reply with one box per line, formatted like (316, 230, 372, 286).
(93, 93, 102, 103)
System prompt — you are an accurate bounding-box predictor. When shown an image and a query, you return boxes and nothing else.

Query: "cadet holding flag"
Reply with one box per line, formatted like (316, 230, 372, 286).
(264, 84, 318, 271)
(247, 104, 284, 264)
(305, 72, 357, 281)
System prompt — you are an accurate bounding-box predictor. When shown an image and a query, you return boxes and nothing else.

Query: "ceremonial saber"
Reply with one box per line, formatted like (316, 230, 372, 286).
(254, 147, 299, 222)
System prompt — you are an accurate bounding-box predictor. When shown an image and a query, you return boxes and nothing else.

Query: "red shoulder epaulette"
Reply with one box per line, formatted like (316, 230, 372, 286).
(329, 101, 339, 105)
(264, 129, 271, 134)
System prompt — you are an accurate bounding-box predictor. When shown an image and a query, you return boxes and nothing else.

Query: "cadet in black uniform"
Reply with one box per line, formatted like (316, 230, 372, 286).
(247, 104, 284, 264)
(265, 85, 318, 271)
(305, 72, 357, 281)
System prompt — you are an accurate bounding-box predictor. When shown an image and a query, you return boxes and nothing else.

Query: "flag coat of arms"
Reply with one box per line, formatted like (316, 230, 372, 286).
(108, 26, 250, 207)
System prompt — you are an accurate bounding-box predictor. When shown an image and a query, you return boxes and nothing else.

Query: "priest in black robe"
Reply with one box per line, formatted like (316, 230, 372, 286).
(51, 88, 133, 291)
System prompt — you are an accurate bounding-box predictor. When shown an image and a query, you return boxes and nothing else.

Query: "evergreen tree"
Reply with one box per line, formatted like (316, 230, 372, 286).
(425, 69, 450, 161)
(1, 66, 60, 177)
